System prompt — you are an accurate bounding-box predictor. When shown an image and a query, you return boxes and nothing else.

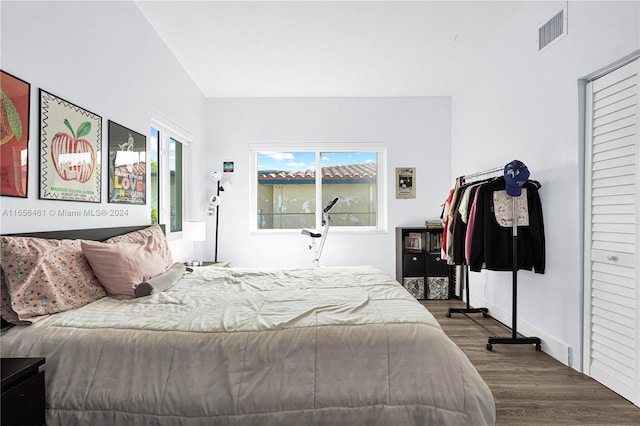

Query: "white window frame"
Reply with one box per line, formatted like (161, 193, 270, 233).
(151, 110, 192, 239)
(249, 142, 387, 234)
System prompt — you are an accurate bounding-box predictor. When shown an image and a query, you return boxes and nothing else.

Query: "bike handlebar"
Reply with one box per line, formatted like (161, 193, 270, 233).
(323, 197, 339, 213)
(301, 229, 322, 238)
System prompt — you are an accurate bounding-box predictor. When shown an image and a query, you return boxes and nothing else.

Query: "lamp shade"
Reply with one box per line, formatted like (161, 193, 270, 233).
(183, 221, 206, 242)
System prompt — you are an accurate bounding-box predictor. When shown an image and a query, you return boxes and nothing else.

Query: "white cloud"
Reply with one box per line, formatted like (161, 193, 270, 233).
(263, 152, 294, 161)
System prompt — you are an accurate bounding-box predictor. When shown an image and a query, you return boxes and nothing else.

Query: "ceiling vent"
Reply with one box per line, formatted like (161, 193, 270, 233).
(538, 3, 568, 53)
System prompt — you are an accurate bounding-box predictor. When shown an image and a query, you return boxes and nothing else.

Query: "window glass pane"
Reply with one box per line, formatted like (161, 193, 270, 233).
(150, 127, 159, 224)
(169, 138, 183, 232)
(321, 152, 377, 227)
(257, 151, 315, 229)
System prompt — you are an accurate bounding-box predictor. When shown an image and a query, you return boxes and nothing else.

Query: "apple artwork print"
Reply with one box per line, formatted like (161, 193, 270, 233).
(51, 119, 96, 183)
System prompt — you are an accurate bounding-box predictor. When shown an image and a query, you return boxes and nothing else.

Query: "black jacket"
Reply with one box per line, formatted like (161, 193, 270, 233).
(468, 177, 545, 273)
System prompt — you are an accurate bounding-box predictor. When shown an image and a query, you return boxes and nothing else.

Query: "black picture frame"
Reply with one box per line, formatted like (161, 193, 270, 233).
(108, 120, 146, 204)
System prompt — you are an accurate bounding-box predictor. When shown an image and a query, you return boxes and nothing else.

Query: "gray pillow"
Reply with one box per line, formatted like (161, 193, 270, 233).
(134, 262, 187, 298)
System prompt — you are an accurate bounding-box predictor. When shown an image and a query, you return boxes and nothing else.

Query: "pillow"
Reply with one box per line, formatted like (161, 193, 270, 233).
(134, 262, 187, 298)
(0, 268, 29, 325)
(104, 225, 174, 269)
(81, 236, 169, 300)
(0, 236, 107, 322)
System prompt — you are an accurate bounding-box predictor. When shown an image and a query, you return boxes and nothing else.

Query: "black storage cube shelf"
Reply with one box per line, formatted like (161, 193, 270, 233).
(396, 227, 451, 300)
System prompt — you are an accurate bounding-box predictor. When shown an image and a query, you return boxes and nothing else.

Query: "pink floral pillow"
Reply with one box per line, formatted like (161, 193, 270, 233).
(0, 236, 107, 322)
(0, 269, 29, 325)
(104, 225, 174, 269)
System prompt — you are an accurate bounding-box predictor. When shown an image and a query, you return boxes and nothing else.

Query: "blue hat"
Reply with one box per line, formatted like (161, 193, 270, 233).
(504, 160, 530, 196)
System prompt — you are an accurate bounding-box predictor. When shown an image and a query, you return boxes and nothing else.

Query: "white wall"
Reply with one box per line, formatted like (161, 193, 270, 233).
(451, 1, 639, 369)
(0, 0, 206, 257)
(204, 97, 451, 277)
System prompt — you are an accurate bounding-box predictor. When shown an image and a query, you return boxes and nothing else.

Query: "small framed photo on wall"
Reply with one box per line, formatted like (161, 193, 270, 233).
(39, 89, 102, 202)
(0, 70, 31, 197)
(395, 167, 416, 199)
(108, 120, 146, 204)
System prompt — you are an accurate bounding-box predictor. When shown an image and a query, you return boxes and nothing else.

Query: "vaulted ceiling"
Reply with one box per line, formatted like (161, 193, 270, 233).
(135, 1, 526, 97)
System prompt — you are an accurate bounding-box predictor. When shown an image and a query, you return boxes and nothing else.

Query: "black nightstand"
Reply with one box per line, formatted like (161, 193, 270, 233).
(1, 357, 46, 426)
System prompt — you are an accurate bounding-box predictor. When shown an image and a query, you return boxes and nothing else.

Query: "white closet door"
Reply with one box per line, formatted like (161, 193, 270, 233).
(584, 58, 639, 407)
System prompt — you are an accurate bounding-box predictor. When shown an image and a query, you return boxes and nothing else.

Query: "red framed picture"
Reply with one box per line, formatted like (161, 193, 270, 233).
(0, 70, 31, 197)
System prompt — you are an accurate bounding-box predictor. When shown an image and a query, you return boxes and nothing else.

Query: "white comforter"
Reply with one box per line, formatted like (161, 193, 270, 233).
(1, 266, 495, 425)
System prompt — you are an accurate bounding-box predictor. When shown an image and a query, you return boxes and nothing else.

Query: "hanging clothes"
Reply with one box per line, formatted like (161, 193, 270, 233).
(440, 187, 456, 260)
(467, 177, 545, 273)
(465, 187, 482, 265)
(450, 182, 484, 265)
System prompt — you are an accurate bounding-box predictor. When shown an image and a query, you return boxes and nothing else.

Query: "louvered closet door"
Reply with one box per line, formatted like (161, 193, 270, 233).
(584, 57, 639, 407)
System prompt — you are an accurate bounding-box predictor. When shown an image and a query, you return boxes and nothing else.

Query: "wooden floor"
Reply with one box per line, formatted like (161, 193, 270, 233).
(421, 299, 640, 425)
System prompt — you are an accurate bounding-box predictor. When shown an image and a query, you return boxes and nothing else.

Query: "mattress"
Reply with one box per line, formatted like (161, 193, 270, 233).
(0, 265, 495, 425)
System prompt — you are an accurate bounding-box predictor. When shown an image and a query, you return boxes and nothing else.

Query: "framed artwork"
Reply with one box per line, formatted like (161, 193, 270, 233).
(404, 232, 423, 253)
(39, 89, 101, 202)
(395, 167, 416, 199)
(108, 120, 146, 204)
(1, 70, 31, 197)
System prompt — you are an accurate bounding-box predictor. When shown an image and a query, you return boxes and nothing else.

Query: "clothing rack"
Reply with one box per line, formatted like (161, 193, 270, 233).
(486, 193, 541, 351)
(456, 166, 504, 183)
(446, 167, 501, 319)
(446, 165, 541, 352)
(446, 267, 489, 317)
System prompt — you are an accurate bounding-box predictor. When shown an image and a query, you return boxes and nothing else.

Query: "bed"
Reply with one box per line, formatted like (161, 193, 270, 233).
(0, 225, 495, 425)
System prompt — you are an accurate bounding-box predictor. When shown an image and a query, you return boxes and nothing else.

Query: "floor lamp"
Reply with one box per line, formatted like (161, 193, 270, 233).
(208, 171, 229, 263)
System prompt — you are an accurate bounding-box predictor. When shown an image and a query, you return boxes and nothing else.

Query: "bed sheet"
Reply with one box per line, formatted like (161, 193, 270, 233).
(0, 265, 495, 425)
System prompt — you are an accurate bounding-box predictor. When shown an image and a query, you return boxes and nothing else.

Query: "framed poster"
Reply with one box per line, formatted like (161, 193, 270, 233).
(1, 70, 31, 197)
(108, 120, 146, 204)
(395, 167, 416, 199)
(39, 89, 101, 202)
(404, 232, 423, 253)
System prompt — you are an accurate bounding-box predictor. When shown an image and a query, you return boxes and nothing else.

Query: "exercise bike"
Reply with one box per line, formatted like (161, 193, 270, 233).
(301, 197, 339, 267)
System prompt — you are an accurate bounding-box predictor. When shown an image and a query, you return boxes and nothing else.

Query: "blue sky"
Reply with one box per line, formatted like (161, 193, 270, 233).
(258, 151, 376, 171)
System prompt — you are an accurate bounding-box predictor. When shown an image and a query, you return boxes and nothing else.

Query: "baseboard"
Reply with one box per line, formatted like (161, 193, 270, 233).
(468, 293, 574, 370)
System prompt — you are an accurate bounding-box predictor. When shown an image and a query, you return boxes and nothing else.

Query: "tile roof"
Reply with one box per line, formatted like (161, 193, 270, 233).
(259, 163, 376, 182)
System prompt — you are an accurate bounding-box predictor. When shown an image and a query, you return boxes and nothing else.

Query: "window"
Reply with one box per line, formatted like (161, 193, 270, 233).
(168, 137, 183, 232)
(150, 128, 159, 224)
(151, 112, 191, 236)
(250, 143, 386, 233)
